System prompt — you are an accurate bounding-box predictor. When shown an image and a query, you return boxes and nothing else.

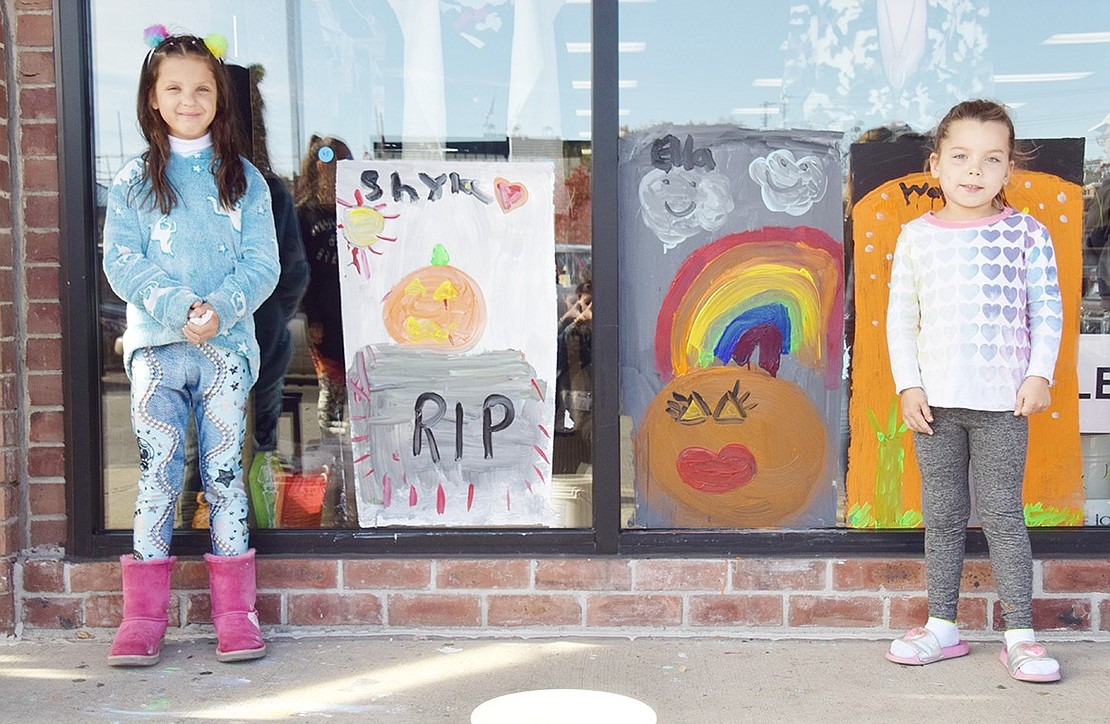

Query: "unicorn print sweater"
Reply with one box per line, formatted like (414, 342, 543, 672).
(102, 135, 280, 383)
(886, 208, 1063, 412)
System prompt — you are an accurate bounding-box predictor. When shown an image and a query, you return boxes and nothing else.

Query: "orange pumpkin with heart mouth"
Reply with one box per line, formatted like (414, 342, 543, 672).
(635, 366, 827, 527)
(382, 244, 487, 351)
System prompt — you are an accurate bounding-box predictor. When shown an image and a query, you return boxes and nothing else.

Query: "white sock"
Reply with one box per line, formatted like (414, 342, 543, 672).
(889, 617, 959, 657)
(1004, 629, 1059, 677)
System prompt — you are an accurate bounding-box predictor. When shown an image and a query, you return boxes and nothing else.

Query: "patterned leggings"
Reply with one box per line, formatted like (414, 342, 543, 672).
(130, 343, 251, 559)
(913, 407, 1033, 629)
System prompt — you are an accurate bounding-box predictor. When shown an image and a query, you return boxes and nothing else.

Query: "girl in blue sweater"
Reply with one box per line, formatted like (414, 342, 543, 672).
(102, 28, 278, 666)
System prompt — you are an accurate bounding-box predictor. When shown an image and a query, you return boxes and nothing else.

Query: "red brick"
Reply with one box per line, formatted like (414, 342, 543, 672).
(16, 13, 54, 46)
(256, 559, 337, 589)
(24, 230, 59, 263)
(22, 157, 57, 192)
(256, 592, 282, 624)
(22, 558, 63, 592)
(15, 1, 53, 11)
(28, 482, 64, 516)
(20, 122, 56, 157)
(992, 599, 1091, 632)
(343, 560, 430, 589)
(1, 521, 17, 556)
(731, 559, 826, 591)
(27, 373, 62, 406)
(22, 192, 58, 226)
(0, 559, 12, 592)
(185, 593, 209, 624)
(1101, 600, 1110, 632)
(0, 484, 16, 520)
(26, 337, 62, 371)
(288, 592, 382, 625)
(388, 594, 480, 627)
(69, 560, 120, 592)
(960, 560, 995, 593)
(84, 593, 123, 627)
(0, 592, 14, 633)
(16, 50, 53, 84)
(29, 410, 63, 444)
(22, 596, 81, 628)
(689, 594, 782, 626)
(436, 559, 529, 589)
(788, 596, 883, 627)
(29, 518, 65, 548)
(585, 595, 682, 627)
(833, 559, 925, 591)
(635, 560, 726, 591)
(888, 595, 987, 631)
(25, 264, 58, 300)
(535, 559, 630, 591)
(171, 559, 209, 589)
(1042, 560, 1110, 592)
(27, 445, 63, 477)
(488, 594, 581, 627)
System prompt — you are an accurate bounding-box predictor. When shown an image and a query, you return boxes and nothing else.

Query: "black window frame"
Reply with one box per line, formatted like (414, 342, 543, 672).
(58, 0, 1110, 559)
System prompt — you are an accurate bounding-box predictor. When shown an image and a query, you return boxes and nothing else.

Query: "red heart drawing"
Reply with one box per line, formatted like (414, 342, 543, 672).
(675, 444, 757, 494)
(494, 177, 529, 213)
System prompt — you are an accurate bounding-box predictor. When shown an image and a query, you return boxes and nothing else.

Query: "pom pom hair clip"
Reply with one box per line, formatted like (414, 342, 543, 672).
(141, 24, 229, 61)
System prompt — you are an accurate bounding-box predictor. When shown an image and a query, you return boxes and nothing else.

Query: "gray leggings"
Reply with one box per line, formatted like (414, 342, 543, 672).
(913, 407, 1032, 630)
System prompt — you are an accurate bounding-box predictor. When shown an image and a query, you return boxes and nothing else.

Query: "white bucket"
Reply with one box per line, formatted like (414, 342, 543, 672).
(551, 474, 592, 528)
(1081, 434, 1110, 499)
(472, 689, 656, 724)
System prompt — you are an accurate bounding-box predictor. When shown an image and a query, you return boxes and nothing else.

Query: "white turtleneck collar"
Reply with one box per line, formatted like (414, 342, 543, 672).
(169, 133, 213, 157)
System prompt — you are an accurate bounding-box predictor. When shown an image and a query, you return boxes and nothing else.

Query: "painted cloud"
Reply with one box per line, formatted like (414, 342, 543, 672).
(748, 149, 828, 216)
(638, 167, 734, 251)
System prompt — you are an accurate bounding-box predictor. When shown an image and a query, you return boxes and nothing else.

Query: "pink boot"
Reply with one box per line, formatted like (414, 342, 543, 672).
(107, 555, 175, 667)
(205, 549, 267, 662)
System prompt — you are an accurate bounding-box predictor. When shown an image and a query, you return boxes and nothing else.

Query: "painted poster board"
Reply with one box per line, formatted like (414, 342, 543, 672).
(846, 139, 1085, 528)
(335, 160, 557, 526)
(620, 125, 844, 529)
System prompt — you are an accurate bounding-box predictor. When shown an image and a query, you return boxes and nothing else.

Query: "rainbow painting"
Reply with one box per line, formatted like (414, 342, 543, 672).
(655, 227, 843, 389)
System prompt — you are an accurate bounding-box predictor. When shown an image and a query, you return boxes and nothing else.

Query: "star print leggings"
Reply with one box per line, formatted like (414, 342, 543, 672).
(913, 407, 1033, 630)
(130, 343, 251, 560)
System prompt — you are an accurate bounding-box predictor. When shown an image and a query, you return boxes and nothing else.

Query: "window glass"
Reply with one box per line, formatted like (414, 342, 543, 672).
(92, 0, 593, 531)
(619, 0, 1110, 529)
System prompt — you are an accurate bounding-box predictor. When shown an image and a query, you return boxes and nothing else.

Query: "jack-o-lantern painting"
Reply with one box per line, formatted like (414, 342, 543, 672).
(382, 244, 487, 351)
(635, 227, 843, 528)
(638, 367, 828, 527)
(336, 160, 557, 527)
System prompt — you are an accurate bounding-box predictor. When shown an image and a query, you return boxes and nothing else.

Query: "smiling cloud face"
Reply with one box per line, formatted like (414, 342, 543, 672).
(639, 167, 734, 251)
(748, 149, 828, 216)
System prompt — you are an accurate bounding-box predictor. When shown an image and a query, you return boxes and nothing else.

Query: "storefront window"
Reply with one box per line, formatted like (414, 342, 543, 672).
(618, 0, 1110, 530)
(91, 0, 593, 531)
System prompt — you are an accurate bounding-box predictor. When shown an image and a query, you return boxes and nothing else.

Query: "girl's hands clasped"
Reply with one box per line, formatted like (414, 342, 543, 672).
(900, 387, 934, 435)
(183, 301, 219, 344)
(1014, 376, 1051, 417)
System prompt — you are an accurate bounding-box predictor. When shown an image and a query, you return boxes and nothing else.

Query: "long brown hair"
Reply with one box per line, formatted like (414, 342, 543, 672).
(136, 34, 246, 214)
(927, 99, 1025, 211)
(294, 135, 352, 208)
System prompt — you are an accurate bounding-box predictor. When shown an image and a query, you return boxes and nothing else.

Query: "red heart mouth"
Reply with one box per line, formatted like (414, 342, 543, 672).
(676, 444, 757, 493)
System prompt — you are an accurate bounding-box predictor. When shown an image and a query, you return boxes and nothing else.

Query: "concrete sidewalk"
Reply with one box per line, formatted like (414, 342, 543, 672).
(1, 635, 1107, 722)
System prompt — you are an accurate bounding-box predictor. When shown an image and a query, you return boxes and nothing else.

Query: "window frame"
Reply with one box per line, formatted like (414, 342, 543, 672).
(58, 0, 1110, 559)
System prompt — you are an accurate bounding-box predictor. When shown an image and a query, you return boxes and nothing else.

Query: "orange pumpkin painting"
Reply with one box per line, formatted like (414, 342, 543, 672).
(636, 367, 827, 527)
(847, 169, 1083, 528)
(382, 244, 488, 352)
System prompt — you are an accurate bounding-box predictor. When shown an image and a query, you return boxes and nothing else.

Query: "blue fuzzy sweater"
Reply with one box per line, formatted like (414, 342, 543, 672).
(102, 143, 280, 383)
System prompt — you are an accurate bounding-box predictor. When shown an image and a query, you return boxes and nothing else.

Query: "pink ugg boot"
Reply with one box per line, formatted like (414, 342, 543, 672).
(204, 549, 267, 662)
(107, 555, 175, 667)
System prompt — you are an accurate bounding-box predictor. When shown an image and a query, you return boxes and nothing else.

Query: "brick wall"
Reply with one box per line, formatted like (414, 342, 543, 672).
(15, 557, 1110, 637)
(2, 3, 1109, 644)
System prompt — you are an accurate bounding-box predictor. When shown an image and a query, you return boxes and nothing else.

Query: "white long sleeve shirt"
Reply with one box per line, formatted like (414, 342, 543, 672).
(886, 208, 1063, 411)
